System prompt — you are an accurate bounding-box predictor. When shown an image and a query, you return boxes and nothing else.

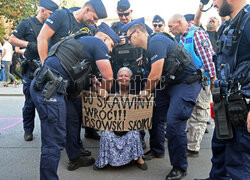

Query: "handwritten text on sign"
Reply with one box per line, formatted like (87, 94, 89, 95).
(82, 91, 154, 131)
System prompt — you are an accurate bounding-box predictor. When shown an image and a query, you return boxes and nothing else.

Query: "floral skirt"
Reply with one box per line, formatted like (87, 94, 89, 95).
(95, 131, 144, 168)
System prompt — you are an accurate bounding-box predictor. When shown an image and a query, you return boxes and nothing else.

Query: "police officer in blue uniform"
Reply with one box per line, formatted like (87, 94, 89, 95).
(37, 0, 107, 170)
(194, 0, 250, 180)
(122, 18, 202, 180)
(9, 0, 58, 141)
(30, 22, 120, 180)
(152, 15, 166, 33)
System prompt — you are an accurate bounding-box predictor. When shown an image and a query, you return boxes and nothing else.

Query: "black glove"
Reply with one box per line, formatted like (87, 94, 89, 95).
(27, 42, 38, 53)
(200, 0, 209, 5)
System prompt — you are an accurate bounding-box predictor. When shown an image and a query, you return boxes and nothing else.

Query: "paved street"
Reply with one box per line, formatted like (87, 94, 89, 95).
(0, 82, 214, 180)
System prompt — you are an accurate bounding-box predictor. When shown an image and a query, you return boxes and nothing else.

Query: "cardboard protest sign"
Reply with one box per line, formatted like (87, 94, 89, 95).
(82, 90, 154, 131)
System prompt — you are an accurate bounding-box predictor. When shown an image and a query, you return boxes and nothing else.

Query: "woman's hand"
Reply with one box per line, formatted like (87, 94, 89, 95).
(98, 88, 109, 99)
(139, 90, 150, 100)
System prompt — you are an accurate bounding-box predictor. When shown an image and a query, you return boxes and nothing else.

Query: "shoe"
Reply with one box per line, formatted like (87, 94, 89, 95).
(194, 178, 209, 180)
(141, 139, 146, 150)
(84, 131, 100, 140)
(67, 156, 95, 171)
(93, 164, 101, 170)
(136, 162, 148, 170)
(143, 150, 164, 161)
(80, 147, 91, 156)
(166, 167, 186, 180)
(24, 132, 33, 141)
(205, 128, 209, 133)
(3, 83, 8, 87)
(186, 150, 199, 158)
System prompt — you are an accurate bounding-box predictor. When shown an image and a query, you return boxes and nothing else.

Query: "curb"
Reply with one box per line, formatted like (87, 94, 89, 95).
(0, 94, 24, 96)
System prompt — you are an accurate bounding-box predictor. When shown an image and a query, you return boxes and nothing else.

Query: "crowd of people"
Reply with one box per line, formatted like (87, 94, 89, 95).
(1, 0, 250, 179)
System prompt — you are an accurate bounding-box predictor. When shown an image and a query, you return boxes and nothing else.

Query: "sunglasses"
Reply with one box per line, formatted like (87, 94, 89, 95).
(126, 30, 136, 41)
(118, 12, 130, 17)
(153, 24, 163, 28)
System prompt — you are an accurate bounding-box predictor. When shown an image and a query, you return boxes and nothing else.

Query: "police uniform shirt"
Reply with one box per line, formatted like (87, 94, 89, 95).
(147, 34, 175, 64)
(45, 36, 109, 80)
(45, 9, 88, 46)
(12, 16, 43, 60)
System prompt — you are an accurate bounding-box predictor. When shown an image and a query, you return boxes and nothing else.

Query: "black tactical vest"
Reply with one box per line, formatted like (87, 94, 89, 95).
(150, 32, 193, 85)
(48, 31, 93, 96)
(215, 5, 250, 97)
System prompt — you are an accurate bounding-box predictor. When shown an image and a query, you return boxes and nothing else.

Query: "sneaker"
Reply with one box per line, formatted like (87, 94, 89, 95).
(24, 132, 33, 141)
(186, 150, 199, 158)
(143, 150, 164, 161)
(67, 156, 95, 171)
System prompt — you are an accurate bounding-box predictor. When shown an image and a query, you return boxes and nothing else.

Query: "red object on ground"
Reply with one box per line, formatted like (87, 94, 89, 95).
(210, 102, 214, 119)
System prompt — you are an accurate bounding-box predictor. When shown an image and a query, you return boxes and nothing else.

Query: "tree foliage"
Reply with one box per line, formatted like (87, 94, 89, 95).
(0, 0, 39, 28)
(0, 23, 5, 43)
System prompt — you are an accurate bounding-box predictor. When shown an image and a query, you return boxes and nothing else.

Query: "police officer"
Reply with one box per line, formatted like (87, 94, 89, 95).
(112, 0, 133, 35)
(9, 0, 58, 141)
(37, 0, 107, 170)
(194, 0, 250, 179)
(122, 18, 202, 180)
(30, 22, 120, 180)
(168, 14, 216, 157)
(111, 0, 153, 149)
(152, 15, 166, 33)
(68, 6, 101, 142)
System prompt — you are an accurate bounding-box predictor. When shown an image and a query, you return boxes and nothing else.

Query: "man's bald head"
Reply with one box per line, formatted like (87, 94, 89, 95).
(168, 14, 188, 36)
(169, 14, 186, 23)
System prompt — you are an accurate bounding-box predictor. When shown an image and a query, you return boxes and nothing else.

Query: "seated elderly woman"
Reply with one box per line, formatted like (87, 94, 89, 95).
(94, 67, 147, 170)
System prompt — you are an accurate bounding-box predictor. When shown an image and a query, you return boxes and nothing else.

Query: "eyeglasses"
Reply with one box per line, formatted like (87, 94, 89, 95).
(126, 30, 136, 41)
(153, 24, 163, 28)
(118, 12, 130, 17)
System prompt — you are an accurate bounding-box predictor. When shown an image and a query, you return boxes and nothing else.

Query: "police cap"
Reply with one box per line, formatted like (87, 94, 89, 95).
(121, 17, 145, 32)
(117, 0, 130, 12)
(152, 15, 165, 23)
(98, 22, 121, 45)
(39, 0, 58, 12)
(89, 0, 107, 19)
(184, 14, 195, 22)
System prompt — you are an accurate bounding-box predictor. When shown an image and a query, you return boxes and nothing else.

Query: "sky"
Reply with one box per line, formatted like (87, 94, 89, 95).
(54, 0, 250, 28)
